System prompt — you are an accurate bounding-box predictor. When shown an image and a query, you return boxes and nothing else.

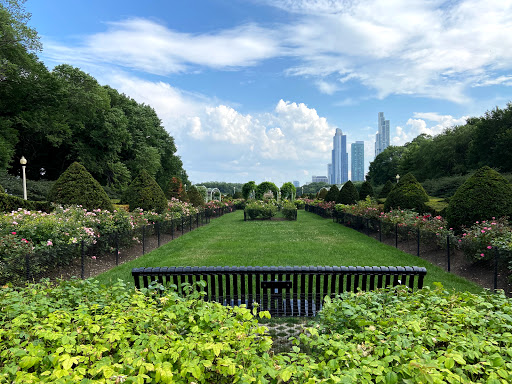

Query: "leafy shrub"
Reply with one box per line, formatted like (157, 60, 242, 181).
(384, 173, 429, 213)
(446, 166, 512, 232)
(48, 162, 113, 211)
(187, 185, 205, 207)
(255, 181, 279, 200)
(422, 174, 470, 198)
(124, 169, 167, 213)
(358, 181, 374, 200)
(317, 187, 328, 200)
(281, 201, 297, 220)
(0, 194, 51, 213)
(336, 181, 359, 204)
(324, 185, 339, 202)
(244, 200, 277, 219)
(0, 279, 277, 383)
(378, 179, 394, 198)
(242, 181, 256, 200)
(304, 286, 512, 383)
(294, 199, 306, 209)
(459, 217, 512, 261)
(280, 182, 296, 200)
(165, 177, 189, 202)
(0, 182, 3, 193)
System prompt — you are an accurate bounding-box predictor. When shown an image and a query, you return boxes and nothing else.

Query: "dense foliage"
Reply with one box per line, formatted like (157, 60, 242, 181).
(255, 181, 279, 200)
(47, 162, 113, 211)
(379, 180, 394, 198)
(358, 181, 374, 200)
(123, 169, 167, 213)
(0, 1, 188, 192)
(384, 173, 429, 213)
(280, 182, 296, 201)
(187, 185, 205, 207)
(2, 279, 512, 383)
(324, 185, 339, 202)
(242, 181, 256, 200)
(244, 200, 277, 220)
(317, 188, 328, 200)
(446, 166, 512, 232)
(337, 181, 359, 205)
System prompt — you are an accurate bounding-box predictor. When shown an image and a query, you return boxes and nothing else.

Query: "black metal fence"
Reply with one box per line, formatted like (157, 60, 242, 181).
(1, 207, 234, 285)
(305, 205, 512, 293)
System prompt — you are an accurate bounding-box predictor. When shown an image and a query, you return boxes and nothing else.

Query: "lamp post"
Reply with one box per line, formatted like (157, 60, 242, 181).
(20, 156, 27, 200)
(395, 174, 400, 184)
(233, 187, 235, 196)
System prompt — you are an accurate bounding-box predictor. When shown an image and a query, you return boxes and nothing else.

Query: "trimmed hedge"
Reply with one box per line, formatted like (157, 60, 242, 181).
(187, 185, 205, 207)
(47, 162, 113, 211)
(124, 169, 167, 213)
(384, 173, 429, 213)
(324, 185, 339, 202)
(337, 181, 359, 204)
(379, 180, 394, 198)
(358, 181, 374, 200)
(446, 166, 512, 231)
(0, 193, 52, 213)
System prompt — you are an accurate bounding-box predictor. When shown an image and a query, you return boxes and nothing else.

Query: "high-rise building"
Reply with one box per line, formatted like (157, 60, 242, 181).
(312, 176, 328, 183)
(351, 141, 364, 182)
(327, 164, 332, 184)
(330, 128, 348, 184)
(292, 181, 300, 188)
(375, 112, 390, 157)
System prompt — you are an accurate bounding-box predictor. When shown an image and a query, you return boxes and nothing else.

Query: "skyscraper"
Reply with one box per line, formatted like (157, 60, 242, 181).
(327, 164, 332, 184)
(330, 128, 348, 184)
(375, 112, 390, 157)
(351, 141, 364, 181)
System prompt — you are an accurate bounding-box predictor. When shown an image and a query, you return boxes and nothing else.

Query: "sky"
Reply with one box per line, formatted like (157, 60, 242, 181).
(24, 0, 512, 186)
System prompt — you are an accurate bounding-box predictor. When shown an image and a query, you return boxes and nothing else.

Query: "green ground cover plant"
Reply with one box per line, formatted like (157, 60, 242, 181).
(96, 210, 481, 293)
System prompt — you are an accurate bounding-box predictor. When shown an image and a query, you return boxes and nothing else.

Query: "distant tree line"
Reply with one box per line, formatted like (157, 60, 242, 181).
(0, 1, 188, 195)
(367, 104, 512, 186)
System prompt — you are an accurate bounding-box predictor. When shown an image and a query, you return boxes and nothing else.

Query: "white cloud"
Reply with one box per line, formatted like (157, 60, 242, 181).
(392, 113, 469, 145)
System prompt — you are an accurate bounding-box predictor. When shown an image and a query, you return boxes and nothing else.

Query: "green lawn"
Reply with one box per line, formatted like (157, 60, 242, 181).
(96, 210, 482, 293)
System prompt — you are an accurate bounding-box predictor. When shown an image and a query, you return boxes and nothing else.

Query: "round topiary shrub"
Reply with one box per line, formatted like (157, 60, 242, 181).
(379, 180, 395, 198)
(383, 173, 429, 213)
(324, 185, 339, 202)
(124, 169, 167, 213)
(255, 181, 279, 200)
(336, 181, 359, 204)
(359, 181, 374, 200)
(446, 166, 512, 232)
(48, 162, 113, 211)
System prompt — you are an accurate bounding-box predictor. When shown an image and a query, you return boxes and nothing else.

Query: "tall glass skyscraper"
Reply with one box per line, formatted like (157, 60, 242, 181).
(351, 141, 364, 181)
(330, 128, 348, 184)
(375, 112, 390, 157)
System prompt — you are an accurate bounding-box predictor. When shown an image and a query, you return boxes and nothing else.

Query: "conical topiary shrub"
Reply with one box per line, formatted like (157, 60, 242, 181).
(165, 177, 187, 201)
(383, 173, 429, 213)
(337, 181, 359, 204)
(317, 188, 328, 200)
(188, 185, 205, 207)
(48, 162, 113, 211)
(379, 180, 394, 198)
(124, 169, 167, 213)
(359, 181, 374, 200)
(324, 185, 339, 202)
(446, 166, 512, 232)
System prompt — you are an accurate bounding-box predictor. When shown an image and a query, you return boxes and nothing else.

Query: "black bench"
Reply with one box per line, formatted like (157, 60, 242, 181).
(132, 266, 427, 317)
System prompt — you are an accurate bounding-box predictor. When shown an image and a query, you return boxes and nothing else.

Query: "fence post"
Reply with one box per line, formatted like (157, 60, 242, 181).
(417, 227, 420, 257)
(181, 216, 184, 236)
(189, 215, 192, 232)
(379, 220, 382, 242)
(171, 219, 174, 240)
(142, 225, 146, 255)
(25, 253, 30, 281)
(157, 222, 161, 247)
(81, 240, 85, 279)
(446, 235, 451, 272)
(197, 212, 200, 229)
(395, 223, 398, 248)
(494, 248, 499, 291)
(115, 232, 119, 266)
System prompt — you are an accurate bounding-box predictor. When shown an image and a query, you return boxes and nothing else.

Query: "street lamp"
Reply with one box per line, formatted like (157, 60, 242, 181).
(395, 174, 400, 183)
(20, 156, 27, 200)
(233, 186, 235, 196)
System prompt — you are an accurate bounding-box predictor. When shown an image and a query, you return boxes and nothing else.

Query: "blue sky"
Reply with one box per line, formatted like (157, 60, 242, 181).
(25, 0, 512, 186)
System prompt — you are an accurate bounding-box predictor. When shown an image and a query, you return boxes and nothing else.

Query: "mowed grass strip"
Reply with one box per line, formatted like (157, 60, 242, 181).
(96, 210, 482, 293)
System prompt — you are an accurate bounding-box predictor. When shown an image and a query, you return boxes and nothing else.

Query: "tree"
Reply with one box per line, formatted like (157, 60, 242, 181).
(302, 182, 329, 195)
(123, 169, 167, 213)
(242, 181, 256, 200)
(317, 188, 328, 200)
(446, 166, 512, 232)
(48, 162, 113, 211)
(165, 177, 187, 201)
(358, 181, 374, 200)
(384, 173, 429, 213)
(324, 185, 339, 202)
(187, 185, 205, 207)
(367, 146, 406, 186)
(255, 182, 279, 200)
(280, 182, 296, 200)
(379, 180, 395, 198)
(337, 181, 359, 204)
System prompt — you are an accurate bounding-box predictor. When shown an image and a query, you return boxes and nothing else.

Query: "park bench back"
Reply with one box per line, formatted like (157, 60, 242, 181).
(132, 265, 427, 317)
